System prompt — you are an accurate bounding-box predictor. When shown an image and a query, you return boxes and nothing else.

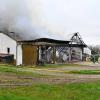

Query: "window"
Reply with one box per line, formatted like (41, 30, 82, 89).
(7, 48, 10, 54)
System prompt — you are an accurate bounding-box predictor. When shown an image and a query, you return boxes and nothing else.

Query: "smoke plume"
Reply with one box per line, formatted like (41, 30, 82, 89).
(0, 0, 49, 40)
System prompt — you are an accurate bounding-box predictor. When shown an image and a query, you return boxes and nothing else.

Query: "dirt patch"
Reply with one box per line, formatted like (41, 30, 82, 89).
(1, 63, 100, 87)
(0, 72, 100, 87)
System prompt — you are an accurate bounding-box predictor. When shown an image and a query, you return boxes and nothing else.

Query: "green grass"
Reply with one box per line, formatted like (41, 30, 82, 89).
(69, 70, 100, 74)
(0, 63, 82, 69)
(0, 82, 100, 100)
(36, 63, 82, 68)
(0, 64, 49, 77)
(0, 64, 100, 100)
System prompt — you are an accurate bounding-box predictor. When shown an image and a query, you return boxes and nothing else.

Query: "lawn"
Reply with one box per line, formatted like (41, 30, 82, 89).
(36, 63, 82, 68)
(0, 64, 100, 100)
(0, 64, 50, 77)
(0, 82, 100, 100)
(69, 70, 100, 74)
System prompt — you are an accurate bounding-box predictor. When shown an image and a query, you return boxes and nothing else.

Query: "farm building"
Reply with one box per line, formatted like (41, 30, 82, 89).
(0, 32, 91, 66)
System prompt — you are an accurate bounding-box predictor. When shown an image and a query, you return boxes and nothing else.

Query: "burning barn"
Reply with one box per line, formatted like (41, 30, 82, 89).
(0, 32, 91, 66)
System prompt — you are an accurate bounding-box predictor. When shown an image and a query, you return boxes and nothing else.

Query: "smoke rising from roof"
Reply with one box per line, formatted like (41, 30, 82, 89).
(0, 0, 52, 40)
(0, 0, 68, 41)
(0, 0, 27, 31)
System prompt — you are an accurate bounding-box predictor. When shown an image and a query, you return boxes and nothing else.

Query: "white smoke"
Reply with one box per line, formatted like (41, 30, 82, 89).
(0, 0, 68, 41)
(0, 0, 27, 31)
(0, 0, 48, 40)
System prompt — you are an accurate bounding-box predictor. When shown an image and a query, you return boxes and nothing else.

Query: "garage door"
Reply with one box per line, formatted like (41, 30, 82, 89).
(22, 45, 38, 65)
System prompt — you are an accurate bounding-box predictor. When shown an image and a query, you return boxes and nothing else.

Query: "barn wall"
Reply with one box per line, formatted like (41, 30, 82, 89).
(0, 33, 17, 59)
(68, 47, 82, 61)
(71, 47, 82, 60)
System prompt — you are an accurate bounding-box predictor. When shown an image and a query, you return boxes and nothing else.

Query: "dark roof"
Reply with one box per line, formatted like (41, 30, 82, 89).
(0, 31, 70, 43)
(20, 38, 70, 45)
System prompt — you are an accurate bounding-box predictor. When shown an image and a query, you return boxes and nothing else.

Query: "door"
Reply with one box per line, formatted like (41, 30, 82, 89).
(23, 45, 38, 65)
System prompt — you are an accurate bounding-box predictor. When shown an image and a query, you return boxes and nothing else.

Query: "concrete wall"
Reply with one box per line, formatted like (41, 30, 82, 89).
(0, 33, 17, 59)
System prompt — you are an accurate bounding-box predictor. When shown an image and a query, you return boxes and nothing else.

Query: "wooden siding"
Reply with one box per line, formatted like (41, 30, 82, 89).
(22, 45, 38, 65)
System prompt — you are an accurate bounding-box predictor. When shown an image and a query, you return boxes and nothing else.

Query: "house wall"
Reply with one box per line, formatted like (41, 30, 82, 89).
(0, 33, 17, 59)
(16, 44, 22, 65)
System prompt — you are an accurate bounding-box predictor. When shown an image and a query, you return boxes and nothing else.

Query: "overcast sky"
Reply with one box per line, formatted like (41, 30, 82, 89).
(26, 0, 100, 45)
(0, 0, 100, 45)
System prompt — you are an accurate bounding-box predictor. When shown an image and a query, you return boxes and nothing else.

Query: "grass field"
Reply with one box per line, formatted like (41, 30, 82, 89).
(0, 64, 54, 77)
(0, 64, 100, 100)
(37, 63, 82, 68)
(69, 70, 100, 74)
(0, 82, 100, 100)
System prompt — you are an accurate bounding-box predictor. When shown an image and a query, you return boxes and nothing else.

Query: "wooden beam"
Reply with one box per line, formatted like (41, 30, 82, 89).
(53, 46, 56, 64)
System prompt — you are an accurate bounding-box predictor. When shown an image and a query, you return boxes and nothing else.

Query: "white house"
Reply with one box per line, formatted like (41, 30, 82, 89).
(0, 32, 22, 65)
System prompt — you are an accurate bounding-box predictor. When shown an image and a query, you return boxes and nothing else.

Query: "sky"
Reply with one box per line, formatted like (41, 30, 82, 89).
(26, 0, 100, 45)
(0, 0, 100, 45)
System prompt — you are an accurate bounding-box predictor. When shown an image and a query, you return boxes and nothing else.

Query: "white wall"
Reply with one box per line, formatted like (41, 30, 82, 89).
(0, 33, 17, 59)
(84, 47, 91, 55)
(16, 44, 22, 65)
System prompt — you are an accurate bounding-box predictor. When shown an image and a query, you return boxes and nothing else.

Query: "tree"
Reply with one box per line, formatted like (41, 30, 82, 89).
(89, 45, 100, 62)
